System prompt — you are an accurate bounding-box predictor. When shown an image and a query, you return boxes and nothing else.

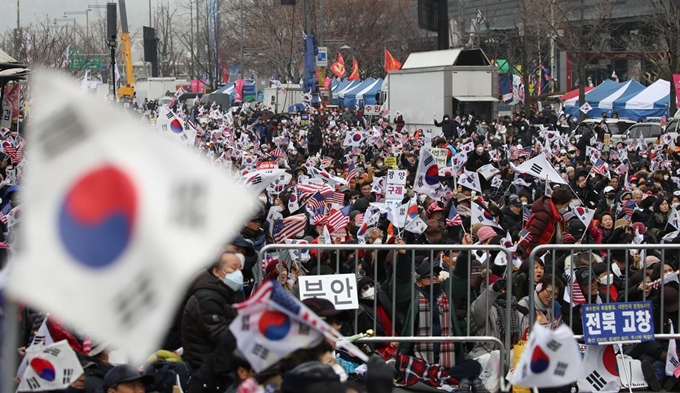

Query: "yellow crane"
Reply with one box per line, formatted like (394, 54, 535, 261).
(116, 0, 135, 100)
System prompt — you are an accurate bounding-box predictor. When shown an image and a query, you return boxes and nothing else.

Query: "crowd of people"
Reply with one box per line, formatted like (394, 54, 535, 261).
(9, 94, 680, 393)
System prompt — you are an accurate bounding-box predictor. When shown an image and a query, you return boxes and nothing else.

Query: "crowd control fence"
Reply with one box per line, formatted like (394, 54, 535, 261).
(257, 243, 514, 391)
(259, 242, 680, 392)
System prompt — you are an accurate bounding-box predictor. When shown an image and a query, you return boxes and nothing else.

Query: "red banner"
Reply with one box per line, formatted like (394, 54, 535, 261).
(674, 74, 680, 108)
(2, 83, 20, 120)
(190, 79, 205, 93)
(234, 79, 245, 102)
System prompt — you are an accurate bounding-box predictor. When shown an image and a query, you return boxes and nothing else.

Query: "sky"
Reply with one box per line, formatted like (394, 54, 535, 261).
(0, 0, 178, 34)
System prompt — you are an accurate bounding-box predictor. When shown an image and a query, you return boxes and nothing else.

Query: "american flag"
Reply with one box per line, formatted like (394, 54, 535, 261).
(306, 191, 326, 211)
(590, 159, 609, 177)
(320, 157, 334, 168)
(271, 147, 286, 160)
(4, 145, 23, 165)
(622, 199, 636, 219)
(313, 206, 328, 226)
(523, 205, 532, 222)
(0, 210, 8, 225)
(272, 214, 307, 243)
(261, 254, 278, 274)
(235, 279, 274, 311)
(327, 192, 345, 206)
(298, 183, 334, 198)
(346, 161, 356, 184)
(446, 204, 462, 226)
(327, 209, 349, 231)
(354, 213, 364, 225)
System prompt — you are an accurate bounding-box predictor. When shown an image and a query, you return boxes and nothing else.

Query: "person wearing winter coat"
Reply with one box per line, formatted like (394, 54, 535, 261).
(516, 188, 575, 260)
(434, 115, 456, 140)
(646, 197, 672, 239)
(182, 252, 243, 392)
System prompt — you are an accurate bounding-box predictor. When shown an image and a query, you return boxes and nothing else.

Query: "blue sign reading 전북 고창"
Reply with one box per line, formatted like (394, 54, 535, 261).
(582, 301, 655, 345)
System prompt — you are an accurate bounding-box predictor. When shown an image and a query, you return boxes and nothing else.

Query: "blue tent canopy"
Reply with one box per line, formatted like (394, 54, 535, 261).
(340, 78, 374, 108)
(214, 83, 235, 94)
(332, 80, 361, 105)
(613, 79, 670, 120)
(564, 80, 620, 117)
(343, 78, 383, 108)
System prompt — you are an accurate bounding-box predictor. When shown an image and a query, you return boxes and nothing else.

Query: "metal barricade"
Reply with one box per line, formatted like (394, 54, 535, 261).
(257, 243, 514, 392)
(527, 244, 680, 341)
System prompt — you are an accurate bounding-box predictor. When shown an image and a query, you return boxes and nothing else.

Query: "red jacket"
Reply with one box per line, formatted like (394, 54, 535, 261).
(517, 196, 564, 259)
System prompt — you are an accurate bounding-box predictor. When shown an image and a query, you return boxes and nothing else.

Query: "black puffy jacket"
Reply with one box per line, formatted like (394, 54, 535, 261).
(181, 270, 239, 369)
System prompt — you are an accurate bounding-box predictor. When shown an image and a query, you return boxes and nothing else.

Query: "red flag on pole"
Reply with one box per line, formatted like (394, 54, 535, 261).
(348, 58, 360, 81)
(384, 49, 402, 73)
(330, 52, 346, 78)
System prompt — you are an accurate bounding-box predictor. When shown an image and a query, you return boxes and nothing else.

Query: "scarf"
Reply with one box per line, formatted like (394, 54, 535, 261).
(494, 297, 521, 344)
(414, 288, 456, 368)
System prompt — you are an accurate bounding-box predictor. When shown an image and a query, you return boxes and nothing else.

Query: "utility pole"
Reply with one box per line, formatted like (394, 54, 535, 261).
(303, 0, 310, 35)
(240, 0, 244, 79)
(148, 0, 152, 27)
(319, 0, 324, 45)
(190, 0, 195, 78)
(195, 0, 200, 73)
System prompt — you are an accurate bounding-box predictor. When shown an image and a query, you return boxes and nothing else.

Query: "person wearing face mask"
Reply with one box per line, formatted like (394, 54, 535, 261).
(434, 114, 457, 140)
(596, 186, 617, 214)
(394, 258, 483, 383)
(181, 252, 242, 390)
(516, 188, 575, 260)
(355, 276, 399, 352)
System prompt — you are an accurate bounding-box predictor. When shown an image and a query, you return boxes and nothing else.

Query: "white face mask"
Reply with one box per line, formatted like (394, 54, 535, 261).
(223, 270, 244, 291)
(664, 175, 670, 180)
(373, 239, 382, 245)
(599, 273, 614, 286)
(476, 147, 484, 154)
(362, 287, 375, 300)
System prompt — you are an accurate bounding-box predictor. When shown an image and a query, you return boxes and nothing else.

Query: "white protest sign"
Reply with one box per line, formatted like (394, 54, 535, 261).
(386, 169, 407, 200)
(1, 105, 11, 128)
(385, 183, 405, 200)
(386, 169, 407, 185)
(424, 131, 432, 147)
(427, 148, 448, 174)
(299, 273, 359, 310)
(364, 105, 381, 116)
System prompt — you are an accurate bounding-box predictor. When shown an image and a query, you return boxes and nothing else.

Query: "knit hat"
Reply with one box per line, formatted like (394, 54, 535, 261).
(471, 223, 485, 237)
(477, 227, 496, 243)
(631, 222, 646, 235)
(645, 255, 660, 268)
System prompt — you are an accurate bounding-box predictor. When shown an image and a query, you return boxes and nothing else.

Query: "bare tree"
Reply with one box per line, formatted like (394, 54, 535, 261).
(545, 0, 615, 118)
(633, 0, 680, 115)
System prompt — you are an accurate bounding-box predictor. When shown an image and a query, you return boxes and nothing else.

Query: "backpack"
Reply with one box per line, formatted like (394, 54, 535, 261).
(144, 361, 192, 393)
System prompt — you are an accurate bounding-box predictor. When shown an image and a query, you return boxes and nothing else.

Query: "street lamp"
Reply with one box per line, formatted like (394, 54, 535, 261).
(64, 10, 91, 42)
(56, 17, 77, 42)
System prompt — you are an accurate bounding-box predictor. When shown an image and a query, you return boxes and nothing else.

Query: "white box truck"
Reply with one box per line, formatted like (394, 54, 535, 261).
(386, 48, 498, 126)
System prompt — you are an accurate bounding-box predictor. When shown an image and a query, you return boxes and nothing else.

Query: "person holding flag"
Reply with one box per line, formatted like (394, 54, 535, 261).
(516, 188, 575, 260)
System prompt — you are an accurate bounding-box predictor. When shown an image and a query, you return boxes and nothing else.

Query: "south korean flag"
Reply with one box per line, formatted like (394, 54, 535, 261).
(513, 323, 584, 388)
(18, 340, 84, 392)
(8, 70, 257, 362)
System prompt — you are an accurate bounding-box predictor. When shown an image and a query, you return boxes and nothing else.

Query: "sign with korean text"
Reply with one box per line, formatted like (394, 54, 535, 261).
(1, 106, 11, 128)
(299, 273, 359, 310)
(582, 301, 654, 345)
(364, 105, 382, 116)
(386, 169, 407, 200)
(384, 156, 397, 168)
(427, 148, 448, 171)
(257, 161, 277, 170)
(300, 114, 310, 126)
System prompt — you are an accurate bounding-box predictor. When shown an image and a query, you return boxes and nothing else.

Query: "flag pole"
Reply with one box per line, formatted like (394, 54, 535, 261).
(618, 343, 634, 393)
